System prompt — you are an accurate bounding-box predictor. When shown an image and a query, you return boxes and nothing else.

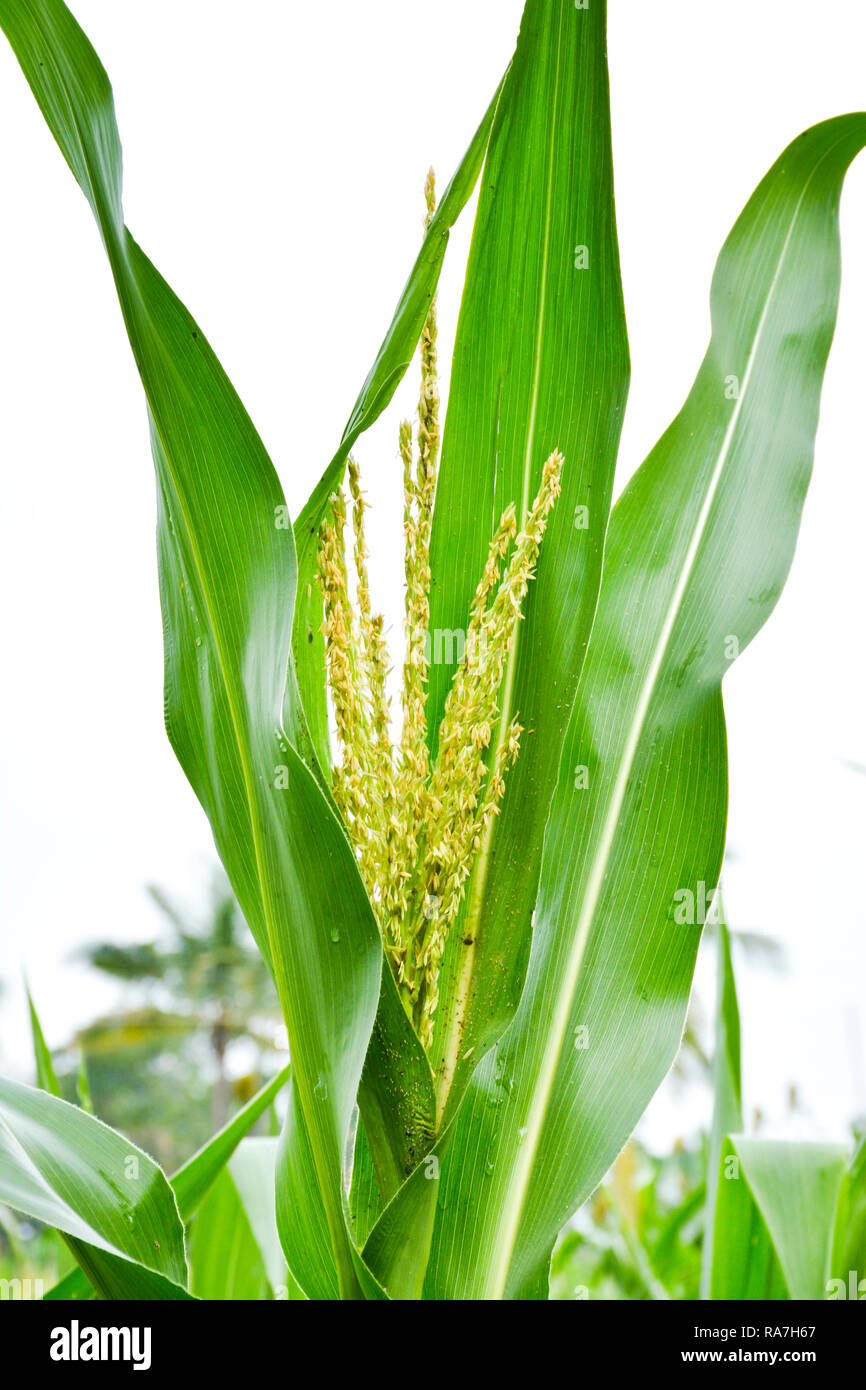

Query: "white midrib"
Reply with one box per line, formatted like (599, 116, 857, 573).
(436, 20, 563, 1117)
(483, 148, 833, 1300)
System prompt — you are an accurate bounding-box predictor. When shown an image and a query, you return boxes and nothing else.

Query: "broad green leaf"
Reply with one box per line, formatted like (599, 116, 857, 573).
(712, 1137, 848, 1300)
(362, 1128, 452, 1301)
(384, 112, 866, 1299)
(700, 911, 742, 1298)
(291, 78, 506, 774)
(362, 1177, 440, 1303)
(425, 0, 629, 1118)
(0, 0, 382, 1298)
(0, 1075, 189, 1299)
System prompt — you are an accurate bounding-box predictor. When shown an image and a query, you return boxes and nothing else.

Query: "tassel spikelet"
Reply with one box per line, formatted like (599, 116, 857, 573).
(316, 172, 563, 1056)
(316, 491, 369, 848)
(347, 456, 394, 832)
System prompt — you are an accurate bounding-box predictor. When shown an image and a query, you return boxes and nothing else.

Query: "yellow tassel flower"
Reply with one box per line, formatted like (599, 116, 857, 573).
(316, 173, 563, 1055)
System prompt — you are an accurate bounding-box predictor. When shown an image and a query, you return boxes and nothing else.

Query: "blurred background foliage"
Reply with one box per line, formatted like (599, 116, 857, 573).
(66, 874, 283, 1168)
(13, 870, 283, 1167)
(1, 869, 285, 1290)
(550, 1138, 705, 1300)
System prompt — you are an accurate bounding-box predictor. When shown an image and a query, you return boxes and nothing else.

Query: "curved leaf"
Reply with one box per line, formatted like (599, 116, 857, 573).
(708, 1137, 789, 1301)
(46, 1065, 292, 1299)
(830, 1133, 866, 1290)
(189, 1139, 292, 1300)
(386, 112, 866, 1299)
(0, 1075, 189, 1300)
(425, 0, 629, 1118)
(227, 1138, 298, 1297)
(700, 910, 743, 1297)
(0, 0, 382, 1298)
(190, 1166, 272, 1301)
(26, 986, 61, 1098)
(712, 1137, 847, 1300)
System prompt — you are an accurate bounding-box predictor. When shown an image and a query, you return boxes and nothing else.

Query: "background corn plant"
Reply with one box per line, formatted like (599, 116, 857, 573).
(0, 0, 863, 1300)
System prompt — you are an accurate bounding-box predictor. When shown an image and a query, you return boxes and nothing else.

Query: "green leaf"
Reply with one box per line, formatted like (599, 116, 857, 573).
(76, 1051, 94, 1114)
(0, 0, 383, 1298)
(362, 1128, 451, 1301)
(291, 77, 506, 774)
(362, 1176, 440, 1303)
(700, 913, 787, 1302)
(385, 111, 866, 1299)
(189, 1139, 291, 1301)
(707, 1137, 789, 1300)
(426, 0, 629, 1119)
(44, 1068, 292, 1301)
(28, 987, 94, 1297)
(44, 1266, 95, 1300)
(356, 971, 436, 1204)
(226, 1138, 299, 1297)
(190, 1166, 272, 1301)
(26, 985, 61, 1098)
(703, 911, 856, 1302)
(0, 1075, 190, 1299)
(829, 1133, 866, 1293)
(711, 1137, 847, 1300)
(700, 909, 742, 1297)
(348, 1120, 384, 1249)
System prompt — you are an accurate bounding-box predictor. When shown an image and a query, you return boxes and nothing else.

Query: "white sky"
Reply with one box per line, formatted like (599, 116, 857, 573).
(0, 1, 864, 1152)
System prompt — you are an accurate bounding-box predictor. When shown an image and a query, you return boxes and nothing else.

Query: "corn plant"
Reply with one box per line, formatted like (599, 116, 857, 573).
(0, 0, 863, 1300)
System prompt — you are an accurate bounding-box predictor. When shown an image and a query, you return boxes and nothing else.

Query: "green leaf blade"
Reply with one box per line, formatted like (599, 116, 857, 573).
(425, 0, 629, 1117)
(0, 0, 382, 1298)
(0, 1075, 188, 1299)
(830, 1133, 866, 1290)
(412, 112, 866, 1300)
(700, 911, 742, 1297)
(712, 1137, 847, 1301)
(26, 986, 61, 1099)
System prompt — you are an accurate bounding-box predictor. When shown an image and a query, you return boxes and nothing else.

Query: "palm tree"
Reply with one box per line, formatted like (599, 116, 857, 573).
(71, 871, 281, 1151)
